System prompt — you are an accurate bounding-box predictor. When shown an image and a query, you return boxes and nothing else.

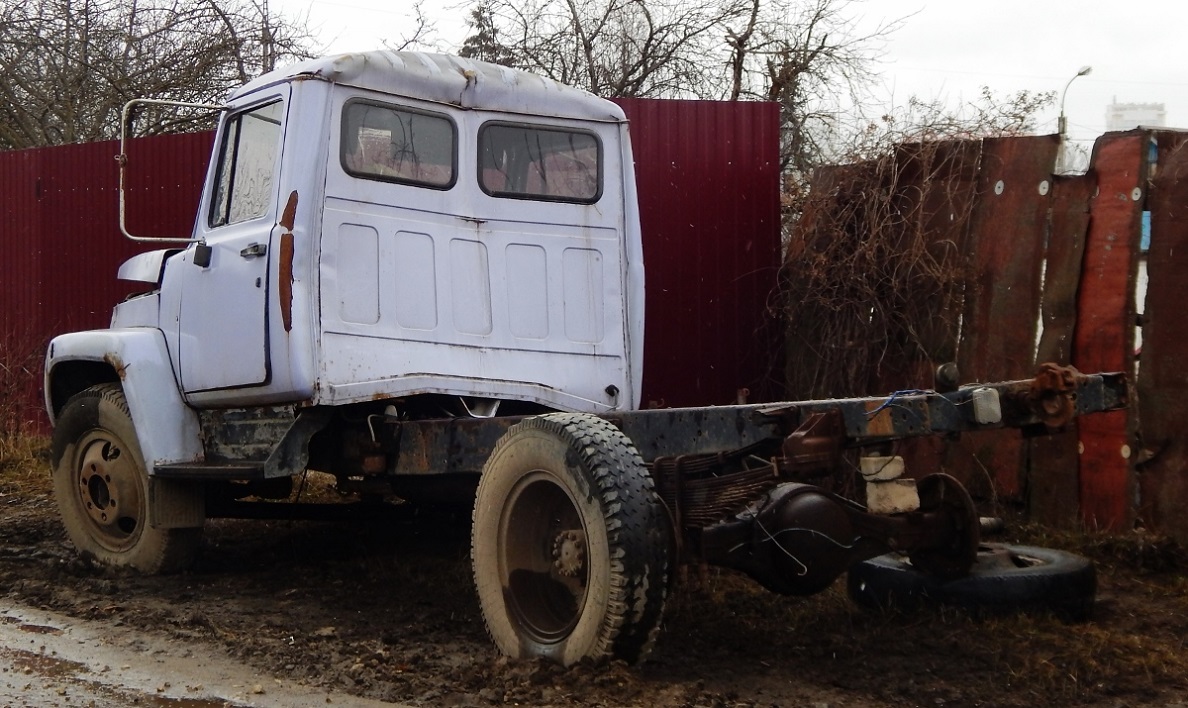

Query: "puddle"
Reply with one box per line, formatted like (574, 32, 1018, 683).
(0, 605, 403, 707)
(17, 623, 62, 635)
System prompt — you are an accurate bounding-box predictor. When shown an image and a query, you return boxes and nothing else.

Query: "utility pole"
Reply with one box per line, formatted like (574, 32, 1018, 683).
(261, 0, 275, 73)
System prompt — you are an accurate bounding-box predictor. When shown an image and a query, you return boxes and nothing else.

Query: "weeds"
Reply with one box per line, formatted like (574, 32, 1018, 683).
(0, 325, 50, 497)
(0, 434, 50, 497)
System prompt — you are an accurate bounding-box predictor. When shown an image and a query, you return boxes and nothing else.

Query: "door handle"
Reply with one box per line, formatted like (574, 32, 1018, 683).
(240, 243, 267, 259)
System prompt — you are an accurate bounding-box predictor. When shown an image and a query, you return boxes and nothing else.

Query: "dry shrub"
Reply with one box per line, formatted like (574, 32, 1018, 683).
(0, 326, 50, 495)
(782, 139, 982, 400)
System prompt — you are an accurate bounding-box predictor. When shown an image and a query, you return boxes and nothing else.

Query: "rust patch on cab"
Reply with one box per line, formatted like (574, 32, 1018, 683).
(103, 353, 128, 380)
(278, 191, 298, 332)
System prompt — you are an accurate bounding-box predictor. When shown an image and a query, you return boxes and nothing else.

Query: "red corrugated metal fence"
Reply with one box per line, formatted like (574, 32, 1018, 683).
(0, 133, 213, 432)
(614, 99, 784, 408)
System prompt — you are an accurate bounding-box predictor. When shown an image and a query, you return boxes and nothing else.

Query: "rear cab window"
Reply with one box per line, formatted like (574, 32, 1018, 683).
(479, 123, 602, 203)
(340, 100, 456, 188)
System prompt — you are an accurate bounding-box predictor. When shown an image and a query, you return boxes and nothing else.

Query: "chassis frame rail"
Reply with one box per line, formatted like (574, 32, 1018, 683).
(373, 368, 1126, 477)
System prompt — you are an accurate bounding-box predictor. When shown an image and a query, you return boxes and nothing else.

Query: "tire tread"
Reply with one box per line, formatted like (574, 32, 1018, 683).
(472, 412, 670, 664)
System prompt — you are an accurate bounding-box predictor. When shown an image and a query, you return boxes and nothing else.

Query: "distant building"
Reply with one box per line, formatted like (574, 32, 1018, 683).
(1106, 99, 1167, 131)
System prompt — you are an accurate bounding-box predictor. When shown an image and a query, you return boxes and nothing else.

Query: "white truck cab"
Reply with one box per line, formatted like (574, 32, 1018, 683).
(49, 51, 643, 468)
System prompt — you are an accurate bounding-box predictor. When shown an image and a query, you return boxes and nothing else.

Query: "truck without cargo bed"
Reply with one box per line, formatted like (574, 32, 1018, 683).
(44, 51, 1127, 665)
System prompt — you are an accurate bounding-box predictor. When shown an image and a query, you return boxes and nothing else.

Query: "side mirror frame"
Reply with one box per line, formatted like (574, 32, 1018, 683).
(118, 98, 226, 243)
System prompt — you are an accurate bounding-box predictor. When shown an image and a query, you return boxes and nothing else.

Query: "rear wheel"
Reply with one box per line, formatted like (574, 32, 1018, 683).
(51, 384, 202, 573)
(472, 413, 670, 665)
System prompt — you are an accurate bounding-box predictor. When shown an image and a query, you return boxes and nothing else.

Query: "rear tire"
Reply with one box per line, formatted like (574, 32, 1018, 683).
(472, 413, 670, 665)
(848, 543, 1096, 622)
(51, 384, 202, 574)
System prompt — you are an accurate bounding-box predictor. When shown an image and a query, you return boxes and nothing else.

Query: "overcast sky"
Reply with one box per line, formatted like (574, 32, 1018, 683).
(270, 0, 1186, 146)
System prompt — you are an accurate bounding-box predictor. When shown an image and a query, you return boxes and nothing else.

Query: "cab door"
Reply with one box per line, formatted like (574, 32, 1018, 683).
(178, 95, 287, 394)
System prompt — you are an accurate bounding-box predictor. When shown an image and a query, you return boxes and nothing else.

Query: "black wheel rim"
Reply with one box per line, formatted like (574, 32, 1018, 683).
(498, 471, 590, 645)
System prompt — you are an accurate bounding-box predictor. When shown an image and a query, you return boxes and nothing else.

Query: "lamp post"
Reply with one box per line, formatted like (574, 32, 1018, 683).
(1057, 66, 1092, 174)
(1058, 65, 1092, 137)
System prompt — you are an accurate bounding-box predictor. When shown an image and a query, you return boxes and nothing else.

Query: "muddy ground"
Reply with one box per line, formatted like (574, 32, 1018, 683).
(2, 472, 1187, 708)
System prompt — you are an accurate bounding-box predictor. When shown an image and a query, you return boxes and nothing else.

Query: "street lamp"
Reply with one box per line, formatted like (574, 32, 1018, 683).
(1058, 65, 1092, 136)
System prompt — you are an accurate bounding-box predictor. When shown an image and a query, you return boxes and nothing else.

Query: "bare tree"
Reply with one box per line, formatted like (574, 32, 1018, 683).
(722, 0, 900, 173)
(0, 0, 316, 150)
(464, 0, 753, 98)
(381, 0, 439, 52)
(459, 0, 897, 174)
(844, 88, 1057, 162)
(779, 87, 1055, 399)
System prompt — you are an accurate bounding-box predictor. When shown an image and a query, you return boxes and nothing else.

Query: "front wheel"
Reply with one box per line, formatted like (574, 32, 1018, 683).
(51, 384, 202, 573)
(471, 413, 670, 665)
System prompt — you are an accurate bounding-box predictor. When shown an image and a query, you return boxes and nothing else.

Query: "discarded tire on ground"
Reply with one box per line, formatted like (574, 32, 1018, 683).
(471, 413, 670, 665)
(847, 543, 1096, 622)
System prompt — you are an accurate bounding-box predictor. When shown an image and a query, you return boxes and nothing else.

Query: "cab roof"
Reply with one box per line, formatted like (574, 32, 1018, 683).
(231, 51, 626, 123)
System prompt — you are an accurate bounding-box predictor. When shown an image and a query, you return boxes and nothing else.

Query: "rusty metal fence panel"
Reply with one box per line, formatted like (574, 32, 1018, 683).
(1029, 173, 1095, 528)
(1074, 133, 1145, 531)
(958, 136, 1059, 385)
(953, 135, 1059, 500)
(1137, 131, 1188, 540)
(786, 129, 1188, 539)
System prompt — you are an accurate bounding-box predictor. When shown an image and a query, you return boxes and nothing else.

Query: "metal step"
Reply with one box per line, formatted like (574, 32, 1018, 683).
(156, 408, 332, 481)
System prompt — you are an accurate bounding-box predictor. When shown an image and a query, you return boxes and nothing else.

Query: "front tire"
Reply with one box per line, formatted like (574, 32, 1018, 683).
(471, 413, 670, 665)
(51, 384, 202, 573)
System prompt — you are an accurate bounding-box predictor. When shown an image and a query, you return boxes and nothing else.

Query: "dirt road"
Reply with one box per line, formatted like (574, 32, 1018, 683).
(2, 484, 1187, 707)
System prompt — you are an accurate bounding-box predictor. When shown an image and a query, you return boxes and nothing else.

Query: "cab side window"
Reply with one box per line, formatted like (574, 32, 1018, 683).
(341, 101, 456, 188)
(209, 100, 284, 228)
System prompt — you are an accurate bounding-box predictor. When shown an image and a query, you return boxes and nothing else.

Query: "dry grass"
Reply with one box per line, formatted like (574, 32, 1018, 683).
(1014, 520, 1188, 575)
(0, 326, 49, 498)
(0, 433, 50, 498)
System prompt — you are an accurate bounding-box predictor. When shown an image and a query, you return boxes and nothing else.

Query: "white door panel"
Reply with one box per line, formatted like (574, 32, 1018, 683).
(180, 96, 287, 394)
(178, 236, 270, 391)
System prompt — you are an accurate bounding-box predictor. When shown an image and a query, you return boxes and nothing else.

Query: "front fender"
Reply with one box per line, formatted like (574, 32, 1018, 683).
(45, 328, 202, 468)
